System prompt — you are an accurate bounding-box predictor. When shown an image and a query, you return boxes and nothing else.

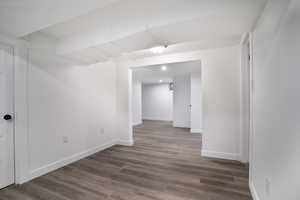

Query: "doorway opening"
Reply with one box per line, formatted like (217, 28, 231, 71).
(130, 60, 202, 136)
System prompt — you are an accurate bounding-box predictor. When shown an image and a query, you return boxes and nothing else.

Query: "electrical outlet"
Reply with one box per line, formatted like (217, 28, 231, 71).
(63, 136, 69, 143)
(100, 128, 105, 135)
(265, 178, 271, 196)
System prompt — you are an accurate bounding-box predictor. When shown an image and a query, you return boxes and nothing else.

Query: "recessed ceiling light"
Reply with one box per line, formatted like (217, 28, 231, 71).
(161, 65, 167, 71)
(159, 80, 163, 83)
(150, 46, 166, 54)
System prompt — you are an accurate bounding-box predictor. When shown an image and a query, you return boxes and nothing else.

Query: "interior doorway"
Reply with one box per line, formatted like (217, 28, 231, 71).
(0, 43, 15, 189)
(130, 61, 202, 134)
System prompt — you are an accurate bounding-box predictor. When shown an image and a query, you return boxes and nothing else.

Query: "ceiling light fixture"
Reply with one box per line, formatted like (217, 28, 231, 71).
(159, 80, 163, 83)
(150, 45, 167, 54)
(161, 65, 167, 71)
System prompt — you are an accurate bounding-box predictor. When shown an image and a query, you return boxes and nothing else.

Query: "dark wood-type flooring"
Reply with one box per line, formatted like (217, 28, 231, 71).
(0, 120, 252, 200)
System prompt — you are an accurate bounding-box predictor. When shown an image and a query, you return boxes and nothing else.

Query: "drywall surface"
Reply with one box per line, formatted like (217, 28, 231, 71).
(132, 80, 142, 125)
(27, 60, 118, 180)
(190, 72, 202, 133)
(251, 0, 299, 200)
(116, 45, 241, 161)
(142, 83, 173, 121)
(200, 46, 240, 160)
(173, 75, 191, 128)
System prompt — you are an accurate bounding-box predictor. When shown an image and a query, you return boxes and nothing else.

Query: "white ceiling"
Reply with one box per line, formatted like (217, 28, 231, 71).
(0, 0, 268, 65)
(132, 61, 201, 84)
(0, 0, 120, 37)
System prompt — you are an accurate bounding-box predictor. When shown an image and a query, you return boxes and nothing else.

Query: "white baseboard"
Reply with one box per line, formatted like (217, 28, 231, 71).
(132, 121, 142, 126)
(21, 139, 135, 184)
(190, 129, 203, 133)
(25, 140, 117, 183)
(142, 118, 172, 121)
(250, 181, 260, 200)
(118, 139, 134, 146)
(173, 125, 190, 128)
(201, 149, 240, 161)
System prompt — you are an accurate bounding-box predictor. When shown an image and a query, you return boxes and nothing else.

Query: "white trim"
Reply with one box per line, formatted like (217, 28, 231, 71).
(23, 140, 117, 184)
(239, 32, 251, 163)
(118, 139, 134, 146)
(202, 150, 240, 161)
(190, 129, 203, 133)
(0, 42, 15, 188)
(14, 47, 30, 184)
(132, 121, 142, 126)
(142, 117, 172, 121)
(173, 125, 190, 128)
(250, 181, 260, 200)
(0, 34, 30, 185)
(172, 122, 190, 128)
(249, 32, 255, 184)
(128, 69, 134, 145)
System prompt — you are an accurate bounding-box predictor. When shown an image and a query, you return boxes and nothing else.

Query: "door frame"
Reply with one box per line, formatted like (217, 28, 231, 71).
(248, 32, 254, 185)
(128, 59, 203, 145)
(0, 42, 16, 188)
(240, 33, 251, 163)
(0, 36, 29, 185)
(240, 32, 254, 180)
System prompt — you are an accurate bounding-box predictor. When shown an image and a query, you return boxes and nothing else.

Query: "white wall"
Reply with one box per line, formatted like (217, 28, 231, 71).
(200, 46, 240, 160)
(3, 33, 240, 184)
(173, 75, 191, 128)
(116, 45, 242, 161)
(142, 83, 173, 121)
(26, 59, 118, 181)
(191, 72, 203, 133)
(0, 32, 121, 183)
(132, 80, 142, 125)
(251, 1, 299, 200)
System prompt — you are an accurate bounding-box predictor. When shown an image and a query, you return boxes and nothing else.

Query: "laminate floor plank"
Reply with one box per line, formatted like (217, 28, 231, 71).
(0, 120, 252, 200)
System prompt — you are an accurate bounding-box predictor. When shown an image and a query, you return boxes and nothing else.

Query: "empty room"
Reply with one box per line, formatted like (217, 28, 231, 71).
(0, 0, 299, 200)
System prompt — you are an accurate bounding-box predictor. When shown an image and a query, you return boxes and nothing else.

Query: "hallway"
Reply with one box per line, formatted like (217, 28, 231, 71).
(0, 121, 251, 200)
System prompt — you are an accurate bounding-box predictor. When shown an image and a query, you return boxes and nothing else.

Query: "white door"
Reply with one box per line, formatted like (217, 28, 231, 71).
(0, 44, 14, 189)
